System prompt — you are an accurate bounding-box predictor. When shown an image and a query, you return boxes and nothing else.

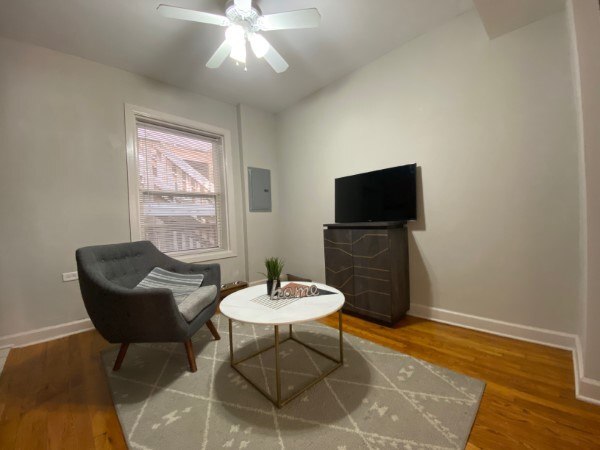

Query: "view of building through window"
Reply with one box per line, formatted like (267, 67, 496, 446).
(135, 121, 225, 254)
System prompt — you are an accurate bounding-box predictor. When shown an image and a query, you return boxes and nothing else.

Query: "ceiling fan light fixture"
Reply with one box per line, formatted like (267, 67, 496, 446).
(225, 24, 245, 46)
(249, 33, 269, 58)
(225, 24, 247, 63)
(230, 41, 247, 63)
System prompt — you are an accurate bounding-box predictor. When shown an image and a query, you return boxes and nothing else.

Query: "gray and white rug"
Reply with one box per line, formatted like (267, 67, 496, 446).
(102, 315, 485, 450)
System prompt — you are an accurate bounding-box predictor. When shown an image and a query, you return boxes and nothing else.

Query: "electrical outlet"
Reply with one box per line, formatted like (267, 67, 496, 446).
(62, 271, 78, 282)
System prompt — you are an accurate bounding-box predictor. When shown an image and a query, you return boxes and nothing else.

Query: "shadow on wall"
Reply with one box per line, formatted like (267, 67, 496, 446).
(411, 166, 426, 232)
(408, 234, 432, 308)
(408, 166, 432, 307)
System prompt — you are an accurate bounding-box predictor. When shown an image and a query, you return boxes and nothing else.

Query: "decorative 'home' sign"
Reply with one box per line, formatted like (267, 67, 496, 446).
(271, 283, 319, 300)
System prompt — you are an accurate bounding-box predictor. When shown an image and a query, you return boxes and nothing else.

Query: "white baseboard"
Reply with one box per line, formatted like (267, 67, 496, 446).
(408, 303, 600, 405)
(408, 303, 576, 350)
(573, 336, 600, 406)
(0, 318, 94, 349)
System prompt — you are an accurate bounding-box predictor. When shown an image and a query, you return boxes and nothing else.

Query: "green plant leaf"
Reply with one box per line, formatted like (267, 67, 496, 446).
(263, 257, 284, 280)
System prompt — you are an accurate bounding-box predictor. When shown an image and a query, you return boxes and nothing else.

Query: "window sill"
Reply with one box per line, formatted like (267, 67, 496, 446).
(172, 249, 237, 264)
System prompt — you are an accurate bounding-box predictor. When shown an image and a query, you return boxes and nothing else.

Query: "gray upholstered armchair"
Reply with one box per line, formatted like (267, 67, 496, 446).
(76, 240, 221, 373)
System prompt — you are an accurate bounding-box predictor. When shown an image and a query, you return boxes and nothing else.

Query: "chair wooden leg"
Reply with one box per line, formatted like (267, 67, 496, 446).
(113, 343, 129, 371)
(206, 319, 221, 340)
(184, 339, 197, 372)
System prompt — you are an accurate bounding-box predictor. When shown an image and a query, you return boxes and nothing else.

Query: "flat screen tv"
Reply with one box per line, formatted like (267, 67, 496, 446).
(335, 163, 417, 223)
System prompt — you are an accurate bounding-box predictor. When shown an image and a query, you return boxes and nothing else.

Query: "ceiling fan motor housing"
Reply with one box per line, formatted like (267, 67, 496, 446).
(225, 0, 262, 33)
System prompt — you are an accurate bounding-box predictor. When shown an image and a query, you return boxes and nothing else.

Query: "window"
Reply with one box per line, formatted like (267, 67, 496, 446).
(126, 105, 236, 261)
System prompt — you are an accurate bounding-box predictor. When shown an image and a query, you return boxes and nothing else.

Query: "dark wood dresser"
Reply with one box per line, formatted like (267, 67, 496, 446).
(323, 222, 409, 325)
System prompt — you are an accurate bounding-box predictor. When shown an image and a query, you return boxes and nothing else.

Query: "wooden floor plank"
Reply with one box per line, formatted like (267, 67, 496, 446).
(80, 333, 127, 450)
(67, 333, 99, 450)
(1, 342, 47, 450)
(45, 336, 75, 449)
(0, 313, 599, 449)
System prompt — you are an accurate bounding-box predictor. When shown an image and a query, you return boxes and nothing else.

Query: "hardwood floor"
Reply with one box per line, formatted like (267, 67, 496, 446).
(1, 313, 600, 449)
(0, 331, 127, 449)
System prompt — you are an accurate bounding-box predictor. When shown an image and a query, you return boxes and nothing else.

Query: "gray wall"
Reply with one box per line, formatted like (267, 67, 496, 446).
(0, 36, 247, 337)
(569, 0, 600, 384)
(237, 104, 281, 282)
(276, 10, 581, 333)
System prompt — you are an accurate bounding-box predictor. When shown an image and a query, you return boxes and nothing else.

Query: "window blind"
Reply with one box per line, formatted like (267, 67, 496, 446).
(135, 120, 226, 255)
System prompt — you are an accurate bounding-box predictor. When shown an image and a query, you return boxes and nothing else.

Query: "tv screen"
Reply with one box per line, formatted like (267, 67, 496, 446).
(335, 164, 417, 223)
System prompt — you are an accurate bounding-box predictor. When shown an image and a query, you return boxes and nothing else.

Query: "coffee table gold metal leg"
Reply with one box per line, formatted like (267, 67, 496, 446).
(339, 309, 344, 364)
(275, 325, 281, 407)
(227, 313, 344, 409)
(229, 319, 234, 365)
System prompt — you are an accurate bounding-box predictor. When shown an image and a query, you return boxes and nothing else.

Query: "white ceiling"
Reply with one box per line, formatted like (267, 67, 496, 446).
(0, 0, 474, 112)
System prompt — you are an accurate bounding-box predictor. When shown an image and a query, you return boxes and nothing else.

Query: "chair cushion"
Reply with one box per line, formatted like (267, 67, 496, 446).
(136, 267, 215, 321)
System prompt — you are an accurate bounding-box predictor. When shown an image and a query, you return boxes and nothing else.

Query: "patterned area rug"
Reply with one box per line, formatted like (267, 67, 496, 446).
(102, 314, 484, 450)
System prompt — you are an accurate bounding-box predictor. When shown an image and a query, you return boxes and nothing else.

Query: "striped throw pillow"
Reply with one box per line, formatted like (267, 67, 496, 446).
(135, 267, 204, 302)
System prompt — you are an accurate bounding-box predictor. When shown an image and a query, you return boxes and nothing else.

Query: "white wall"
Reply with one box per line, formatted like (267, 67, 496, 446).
(237, 104, 281, 282)
(569, 0, 600, 389)
(0, 36, 246, 338)
(276, 10, 581, 333)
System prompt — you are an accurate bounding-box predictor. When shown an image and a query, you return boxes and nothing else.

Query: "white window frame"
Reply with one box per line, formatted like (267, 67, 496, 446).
(125, 104, 237, 262)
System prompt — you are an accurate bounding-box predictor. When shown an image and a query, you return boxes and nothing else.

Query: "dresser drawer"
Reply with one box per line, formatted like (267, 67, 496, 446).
(324, 229, 354, 299)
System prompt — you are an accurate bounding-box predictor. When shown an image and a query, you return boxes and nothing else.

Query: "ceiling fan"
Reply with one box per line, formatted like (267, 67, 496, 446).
(157, 0, 321, 73)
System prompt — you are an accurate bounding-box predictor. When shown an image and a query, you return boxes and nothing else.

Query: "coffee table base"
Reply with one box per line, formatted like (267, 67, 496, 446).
(228, 310, 344, 408)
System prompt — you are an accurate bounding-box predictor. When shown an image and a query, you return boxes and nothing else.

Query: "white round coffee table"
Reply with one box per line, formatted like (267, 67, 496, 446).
(220, 282, 345, 408)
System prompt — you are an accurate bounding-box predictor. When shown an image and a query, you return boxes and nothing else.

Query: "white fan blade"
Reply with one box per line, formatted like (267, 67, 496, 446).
(248, 33, 269, 58)
(206, 40, 233, 68)
(263, 44, 289, 73)
(157, 4, 229, 27)
(234, 0, 252, 12)
(259, 8, 320, 31)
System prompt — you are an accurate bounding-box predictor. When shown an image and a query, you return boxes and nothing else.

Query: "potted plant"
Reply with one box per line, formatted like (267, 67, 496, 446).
(262, 257, 284, 296)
